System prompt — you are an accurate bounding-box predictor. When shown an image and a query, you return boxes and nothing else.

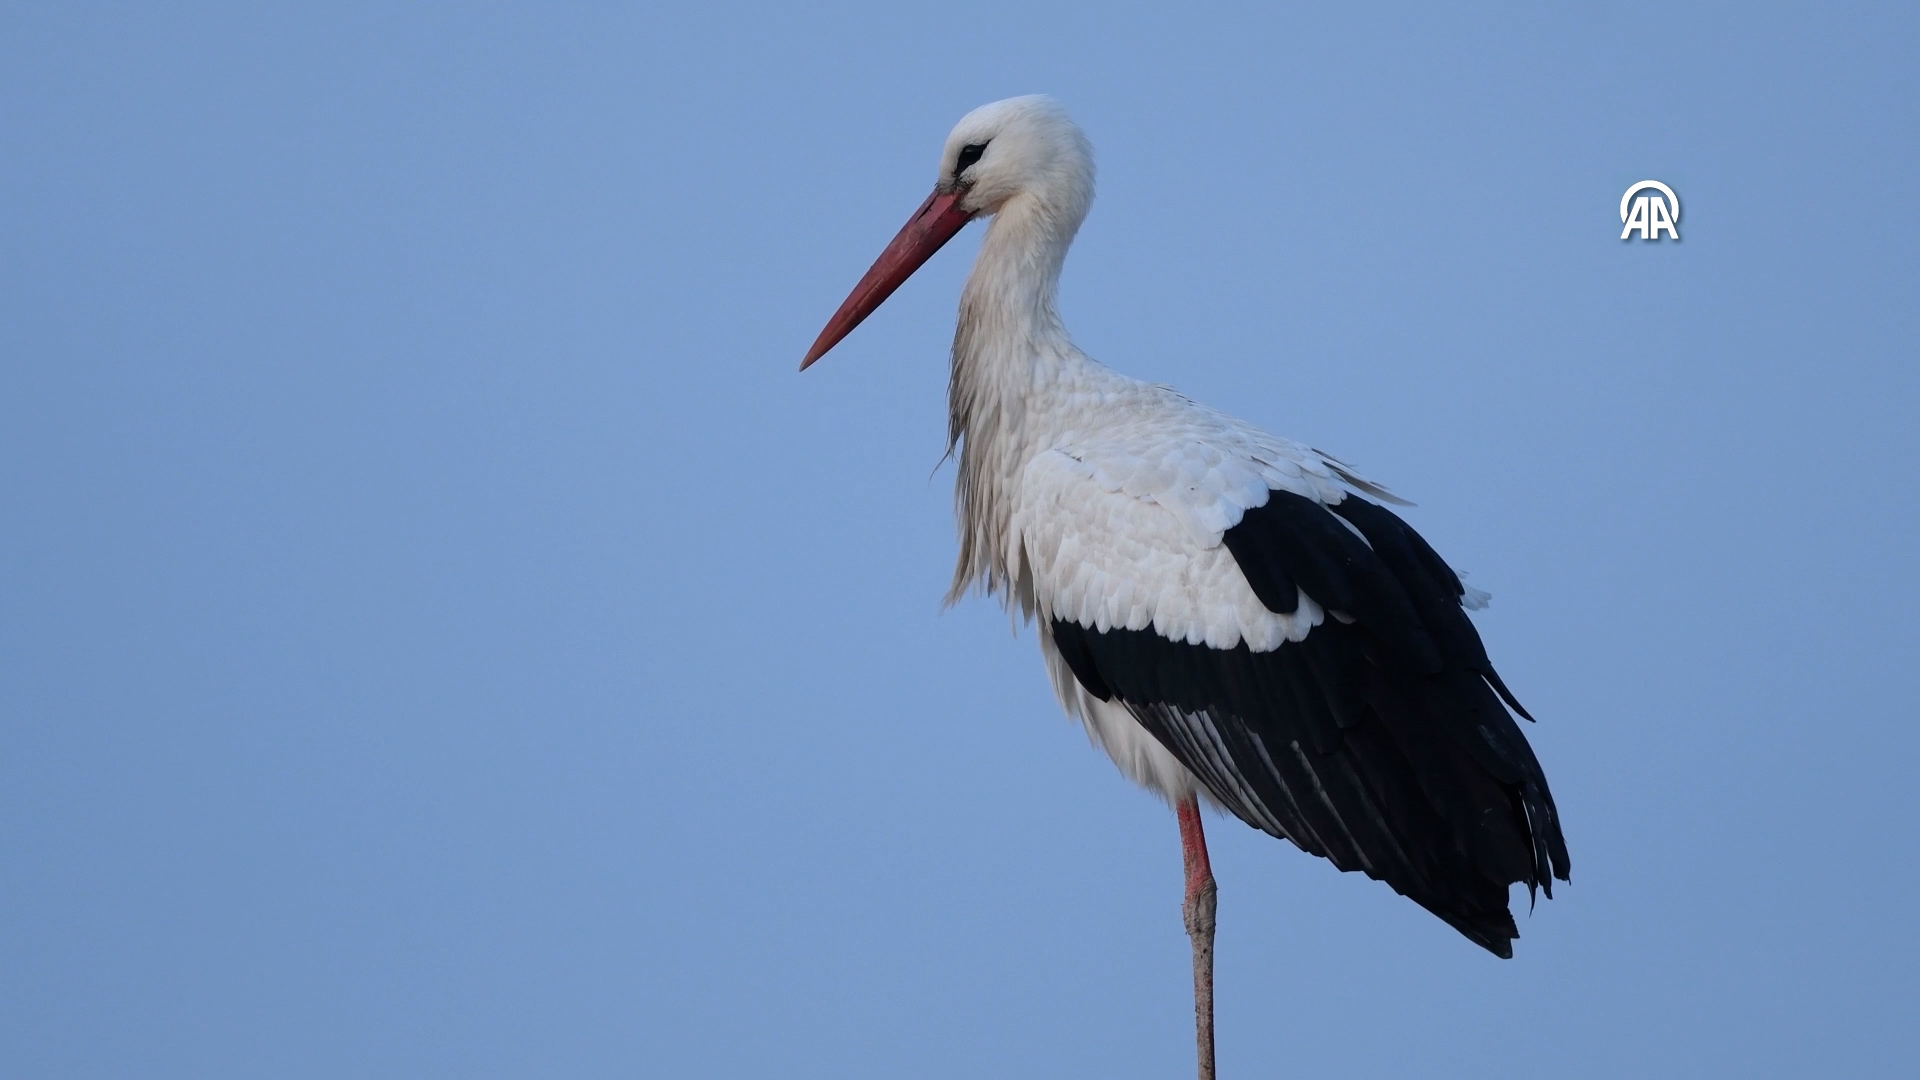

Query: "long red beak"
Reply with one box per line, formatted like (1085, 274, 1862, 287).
(800, 188, 975, 370)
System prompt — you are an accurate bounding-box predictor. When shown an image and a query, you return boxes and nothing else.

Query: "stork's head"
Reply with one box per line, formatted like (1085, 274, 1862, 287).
(801, 95, 1093, 369)
(938, 95, 1094, 218)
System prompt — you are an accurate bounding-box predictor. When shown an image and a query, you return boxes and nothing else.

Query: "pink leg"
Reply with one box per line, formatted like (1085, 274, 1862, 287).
(1178, 793, 1217, 1080)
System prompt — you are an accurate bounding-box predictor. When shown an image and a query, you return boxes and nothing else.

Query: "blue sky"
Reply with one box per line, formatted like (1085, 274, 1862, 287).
(3, 3, 1916, 1077)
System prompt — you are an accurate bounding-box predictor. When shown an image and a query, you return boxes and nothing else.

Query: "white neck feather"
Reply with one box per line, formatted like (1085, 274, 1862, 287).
(945, 187, 1095, 607)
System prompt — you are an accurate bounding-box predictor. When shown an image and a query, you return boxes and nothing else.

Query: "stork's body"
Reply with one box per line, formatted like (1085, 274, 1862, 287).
(804, 97, 1568, 1077)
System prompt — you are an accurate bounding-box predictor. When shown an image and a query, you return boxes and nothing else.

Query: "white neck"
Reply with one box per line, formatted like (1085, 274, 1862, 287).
(944, 189, 1094, 606)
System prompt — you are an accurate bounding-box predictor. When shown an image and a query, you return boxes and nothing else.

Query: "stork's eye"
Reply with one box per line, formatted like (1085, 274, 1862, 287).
(955, 142, 988, 177)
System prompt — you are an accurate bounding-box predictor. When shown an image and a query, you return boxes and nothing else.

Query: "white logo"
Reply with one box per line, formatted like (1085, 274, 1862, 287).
(1619, 180, 1680, 240)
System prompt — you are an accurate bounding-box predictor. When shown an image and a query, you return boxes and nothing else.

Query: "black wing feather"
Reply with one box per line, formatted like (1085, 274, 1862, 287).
(1050, 490, 1570, 958)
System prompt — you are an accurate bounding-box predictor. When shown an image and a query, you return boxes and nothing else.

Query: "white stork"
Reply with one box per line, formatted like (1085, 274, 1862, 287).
(801, 96, 1568, 1078)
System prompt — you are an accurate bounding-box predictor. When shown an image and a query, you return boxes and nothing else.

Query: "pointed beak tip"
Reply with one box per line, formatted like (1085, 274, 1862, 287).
(800, 186, 974, 377)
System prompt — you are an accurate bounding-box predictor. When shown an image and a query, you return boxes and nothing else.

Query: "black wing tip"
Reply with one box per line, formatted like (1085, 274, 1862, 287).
(1483, 668, 1536, 722)
(1428, 905, 1519, 958)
